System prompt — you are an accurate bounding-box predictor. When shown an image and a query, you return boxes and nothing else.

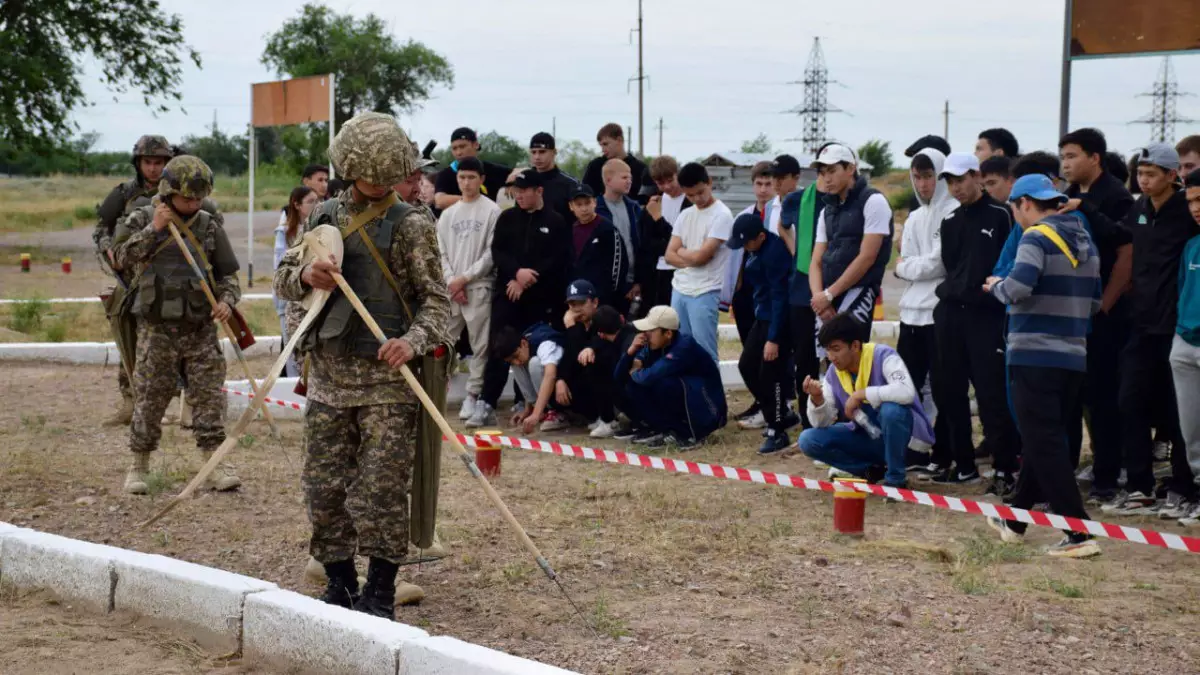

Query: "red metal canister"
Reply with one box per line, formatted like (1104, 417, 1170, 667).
(832, 477, 867, 536)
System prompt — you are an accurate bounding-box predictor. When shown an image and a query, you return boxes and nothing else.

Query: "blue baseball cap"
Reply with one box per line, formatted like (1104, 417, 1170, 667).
(565, 279, 598, 302)
(1008, 174, 1067, 203)
(725, 213, 767, 250)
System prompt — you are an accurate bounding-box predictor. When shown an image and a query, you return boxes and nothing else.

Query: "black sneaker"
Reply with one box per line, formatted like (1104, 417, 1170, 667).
(632, 429, 665, 445)
(905, 450, 933, 472)
(1086, 488, 1117, 507)
(646, 434, 699, 451)
(985, 471, 1016, 499)
(757, 429, 791, 455)
(734, 403, 761, 421)
(910, 463, 943, 480)
(778, 411, 802, 432)
(614, 425, 646, 441)
(932, 467, 982, 485)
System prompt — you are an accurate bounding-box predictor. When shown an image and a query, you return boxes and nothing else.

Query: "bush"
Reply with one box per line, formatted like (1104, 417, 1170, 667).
(9, 298, 48, 333)
(888, 186, 915, 212)
(43, 320, 67, 342)
(73, 204, 96, 220)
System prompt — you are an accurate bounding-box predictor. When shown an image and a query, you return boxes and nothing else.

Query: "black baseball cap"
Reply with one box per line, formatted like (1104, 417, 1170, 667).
(530, 132, 556, 150)
(507, 167, 542, 188)
(592, 306, 624, 334)
(565, 279, 598, 302)
(770, 154, 802, 177)
(725, 213, 766, 250)
(569, 184, 595, 200)
(904, 135, 951, 158)
(638, 167, 658, 197)
(451, 127, 477, 143)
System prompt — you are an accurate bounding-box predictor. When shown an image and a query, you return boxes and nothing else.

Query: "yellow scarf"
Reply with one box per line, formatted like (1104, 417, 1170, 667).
(835, 343, 876, 396)
(1030, 224, 1078, 268)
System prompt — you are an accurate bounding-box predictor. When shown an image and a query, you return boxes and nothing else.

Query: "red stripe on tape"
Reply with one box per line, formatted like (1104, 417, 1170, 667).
(447, 432, 1200, 555)
(220, 387, 304, 411)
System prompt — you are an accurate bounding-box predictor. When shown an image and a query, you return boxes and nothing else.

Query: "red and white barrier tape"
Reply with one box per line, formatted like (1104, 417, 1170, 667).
(220, 387, 304, 411)
(454, 433, 1200, 555)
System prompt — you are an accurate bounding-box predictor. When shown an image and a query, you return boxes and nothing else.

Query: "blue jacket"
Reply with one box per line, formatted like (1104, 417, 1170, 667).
(743, 231, 792, 342)
(616, 333, 728, 428)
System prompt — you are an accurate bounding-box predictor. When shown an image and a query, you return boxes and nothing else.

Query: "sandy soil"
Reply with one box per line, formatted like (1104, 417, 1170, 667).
(1, 361, 1198, 674)
(0, 587, 272, 674)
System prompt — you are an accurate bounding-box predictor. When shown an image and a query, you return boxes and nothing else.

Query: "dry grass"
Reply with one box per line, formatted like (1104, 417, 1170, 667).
(0, 297, 280, 343)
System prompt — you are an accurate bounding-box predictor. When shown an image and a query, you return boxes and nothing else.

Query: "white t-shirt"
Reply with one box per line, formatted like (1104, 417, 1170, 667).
(670, 199, 734, 296)
(815, 193, 892, 243)
(655, 192, 688, 271)
(766, 195, 783, 237)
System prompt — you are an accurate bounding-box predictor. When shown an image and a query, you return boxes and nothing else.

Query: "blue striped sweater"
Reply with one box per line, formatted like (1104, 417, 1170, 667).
(990, 212, 1101, 372)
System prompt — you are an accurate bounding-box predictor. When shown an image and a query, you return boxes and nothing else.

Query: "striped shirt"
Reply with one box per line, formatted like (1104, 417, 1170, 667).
(990, 212, 1101, 372)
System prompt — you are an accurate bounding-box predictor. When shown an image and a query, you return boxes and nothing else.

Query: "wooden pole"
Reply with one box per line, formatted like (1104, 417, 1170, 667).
(166, 220, 280, 437)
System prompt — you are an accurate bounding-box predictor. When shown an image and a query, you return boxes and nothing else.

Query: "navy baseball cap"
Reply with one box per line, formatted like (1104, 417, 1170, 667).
(569, 184, 595, 200)
(1008, 174, 1067, 203)
(565, 279, 598, 302)
(770, 154, 802, 176)
(726, 213, 767, 250)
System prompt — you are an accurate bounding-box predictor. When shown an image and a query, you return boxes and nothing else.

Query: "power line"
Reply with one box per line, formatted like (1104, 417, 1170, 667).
(1129, 56, 1194, 143)
(783, 37, 847, 155)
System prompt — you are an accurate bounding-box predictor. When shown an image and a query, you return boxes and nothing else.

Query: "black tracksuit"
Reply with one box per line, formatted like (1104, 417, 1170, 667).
(481, 206, 573, 407)
(1120, 188, 1200, 497)
(571, 216, 629, 306)
(557, 321, 637, 423)
(434, 159, 511, 205)
(537, 166, 580, 225)
(1065, 172, 1134, 491)
(583, 153, 647, 202)
(934, 192, 1019, 474)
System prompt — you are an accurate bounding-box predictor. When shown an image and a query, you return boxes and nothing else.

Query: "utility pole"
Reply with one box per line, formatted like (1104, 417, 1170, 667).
(1130, 56, 1194, 143)
(552, 116, 557, 139)
(943, 100, 950, 140)
(654, 117, 666, 156)
(628, 0, 647, 156)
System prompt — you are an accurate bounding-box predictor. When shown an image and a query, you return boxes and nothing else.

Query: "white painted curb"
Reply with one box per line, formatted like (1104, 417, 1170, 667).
(0, 523, 578, 674)
(0, 293, 276, 305)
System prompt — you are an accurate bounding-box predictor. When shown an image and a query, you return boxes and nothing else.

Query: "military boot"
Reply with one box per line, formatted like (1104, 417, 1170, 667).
(353, 558, 401, 619)
(319, 559, 360, 608)
(200, 450, 242, 491)
(104, 396, 134, 427)
(124, 452, 151, 495)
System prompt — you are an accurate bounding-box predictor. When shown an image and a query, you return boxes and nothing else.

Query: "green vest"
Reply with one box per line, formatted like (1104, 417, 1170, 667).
(305, 200, 412, 357)
(132, 210, 215, 325)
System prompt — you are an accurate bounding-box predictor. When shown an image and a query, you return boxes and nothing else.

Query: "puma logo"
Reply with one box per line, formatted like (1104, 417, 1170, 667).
(981, 228, 995, 238)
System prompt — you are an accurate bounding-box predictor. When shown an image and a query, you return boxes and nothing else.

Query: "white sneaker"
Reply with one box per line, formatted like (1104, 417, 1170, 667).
(590, 420, 617, 439)
(465, 401, 496, 429)
(1075, 464, 1094, 484)
(459, 395, 478, 421)
(738, 411, 767, 430)
(986, 517, 1025, 544)
(812, 460, 829, 469)
(588, 418, 602, 432)
(1178, 502, 1200, 527)
(827, 467, 854, 480)
(540, 411, 569, 432)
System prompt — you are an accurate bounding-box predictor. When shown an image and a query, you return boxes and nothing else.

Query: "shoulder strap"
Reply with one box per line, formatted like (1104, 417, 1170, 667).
(338, 193, 415, 322)
(1029, 224, 1078, 268)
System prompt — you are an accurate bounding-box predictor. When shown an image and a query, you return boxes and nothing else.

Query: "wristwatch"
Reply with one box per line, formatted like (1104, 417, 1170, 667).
(822, 289, 834, 303)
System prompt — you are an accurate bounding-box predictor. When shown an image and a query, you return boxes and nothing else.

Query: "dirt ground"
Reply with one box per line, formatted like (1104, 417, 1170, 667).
(0, 587, 272, 674)
(1, 361, 1198, 675)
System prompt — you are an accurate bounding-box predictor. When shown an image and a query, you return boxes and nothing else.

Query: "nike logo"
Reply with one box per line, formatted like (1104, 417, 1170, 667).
(981, 228, 995, 238)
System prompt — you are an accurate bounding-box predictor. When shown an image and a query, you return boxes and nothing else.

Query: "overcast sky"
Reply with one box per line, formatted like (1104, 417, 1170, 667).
(78, 0, 1199, 164)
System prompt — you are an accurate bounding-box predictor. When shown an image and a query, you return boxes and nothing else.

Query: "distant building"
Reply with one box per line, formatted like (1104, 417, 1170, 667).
(699, 151, 873, 213)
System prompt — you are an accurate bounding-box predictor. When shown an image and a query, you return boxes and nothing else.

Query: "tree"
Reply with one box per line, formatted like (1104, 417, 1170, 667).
(740, 133, 773, 154)
(181, 128, 248, 176)
(262, 3, 454, 128)
(856, 139, 894, 178)
(0, 0, 200, 149)
(430, 131, 528, 170)
(556, 140, 592, 180)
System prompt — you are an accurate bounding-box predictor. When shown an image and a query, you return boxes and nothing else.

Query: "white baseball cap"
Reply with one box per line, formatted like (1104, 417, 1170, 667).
(811, 143, 857, 167)
(940, 152, 980, 178)
(633, 306, 680, 332)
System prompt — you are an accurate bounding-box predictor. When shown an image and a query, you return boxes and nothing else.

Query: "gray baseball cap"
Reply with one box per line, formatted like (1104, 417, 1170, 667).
(1136, 143, 1180, 171)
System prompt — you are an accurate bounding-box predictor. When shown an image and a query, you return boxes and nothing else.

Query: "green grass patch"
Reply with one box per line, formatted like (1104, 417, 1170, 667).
(591, 594, 630, 639)
(8, 298, 48, 333)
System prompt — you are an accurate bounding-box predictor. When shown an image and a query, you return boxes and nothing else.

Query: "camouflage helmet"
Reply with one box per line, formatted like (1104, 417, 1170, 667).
(158, 155, 215, 200)
(132, 135, 173, 160)
(329, 112, 418, 186)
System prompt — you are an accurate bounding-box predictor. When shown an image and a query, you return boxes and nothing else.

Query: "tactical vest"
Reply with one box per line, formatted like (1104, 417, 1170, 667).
(820, 176, 893, 293)
(306, 200, 413, 358)
(133, 211, 216, 325)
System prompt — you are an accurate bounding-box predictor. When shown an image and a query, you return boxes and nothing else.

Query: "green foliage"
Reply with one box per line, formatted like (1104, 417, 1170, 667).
(557, 139, 593, 180)
(42, 320, 67, 343)
(0, 0, 200, 149)
(9, 299, 48, 334)
(262, 3, 454, 127)
(180, 128, 247, 176)
(740, 133, 773, 154)
(857, 139, 894, 178)
(888, 186, 915, 212)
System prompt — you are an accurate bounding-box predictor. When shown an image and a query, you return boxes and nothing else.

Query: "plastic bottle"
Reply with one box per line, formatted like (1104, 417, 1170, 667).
(852, 409, 882, 440)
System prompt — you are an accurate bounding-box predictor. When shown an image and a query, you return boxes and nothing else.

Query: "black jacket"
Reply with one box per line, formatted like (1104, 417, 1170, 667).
(1125, 188, 1200, 334)
(571, 217, 629, 301)
(1066, 171, 1134, 314)
(538, 166, 580, 225)
(936, 192, 1012, 309)
(492, 206, 572, 313)
(583, 153, 647, 198)
(635, 197, 691, 286)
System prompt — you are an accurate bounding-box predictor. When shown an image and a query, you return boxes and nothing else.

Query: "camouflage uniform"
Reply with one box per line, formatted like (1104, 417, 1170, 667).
(274, 113, 450, 615)
(95, 135, 174, 409)
(113, 155, 242, 494)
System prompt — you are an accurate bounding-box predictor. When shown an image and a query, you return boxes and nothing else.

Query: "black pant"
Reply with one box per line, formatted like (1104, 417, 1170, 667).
(1077, 311, 1131, 491)
(790, 304, 820, 427)
(1119, 332, 1193, 496)
(897, 323, 950, 464)
(731, 282, 755, 346)
(934, 302, 1019, 473)
(584, 340, 622, 423)
(640, 270, 675, 319)
(1007, 366, 1090, 539)
(738, 320, 793, 430)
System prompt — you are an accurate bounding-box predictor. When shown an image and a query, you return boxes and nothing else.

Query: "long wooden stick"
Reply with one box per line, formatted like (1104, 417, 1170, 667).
(166, 220, 280, 437)
(137, 286, 330, 529)
(306, 240, 563, 583)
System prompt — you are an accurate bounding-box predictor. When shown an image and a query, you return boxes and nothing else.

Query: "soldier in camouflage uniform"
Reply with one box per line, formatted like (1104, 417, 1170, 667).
(113, 156, 243, 495)
(94, 135, 174, 426)
(274, 112, 451, 619)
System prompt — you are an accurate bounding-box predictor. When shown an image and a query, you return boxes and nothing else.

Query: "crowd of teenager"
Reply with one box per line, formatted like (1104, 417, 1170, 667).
(273, 121, 1200, 559)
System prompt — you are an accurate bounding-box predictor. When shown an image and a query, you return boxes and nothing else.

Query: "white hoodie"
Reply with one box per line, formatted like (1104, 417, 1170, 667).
(895, 148, 958, 326)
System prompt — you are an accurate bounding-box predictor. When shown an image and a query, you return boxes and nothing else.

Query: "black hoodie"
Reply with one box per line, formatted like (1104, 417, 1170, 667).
(492, 206, 572, 313)
(936, 192, 1013, 309)
(1125, 188, 1200, 335)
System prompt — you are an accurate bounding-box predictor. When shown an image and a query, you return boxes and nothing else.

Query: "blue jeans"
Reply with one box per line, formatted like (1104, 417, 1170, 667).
(798, 402, 912, 486)
(670, 289, 720, 361)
